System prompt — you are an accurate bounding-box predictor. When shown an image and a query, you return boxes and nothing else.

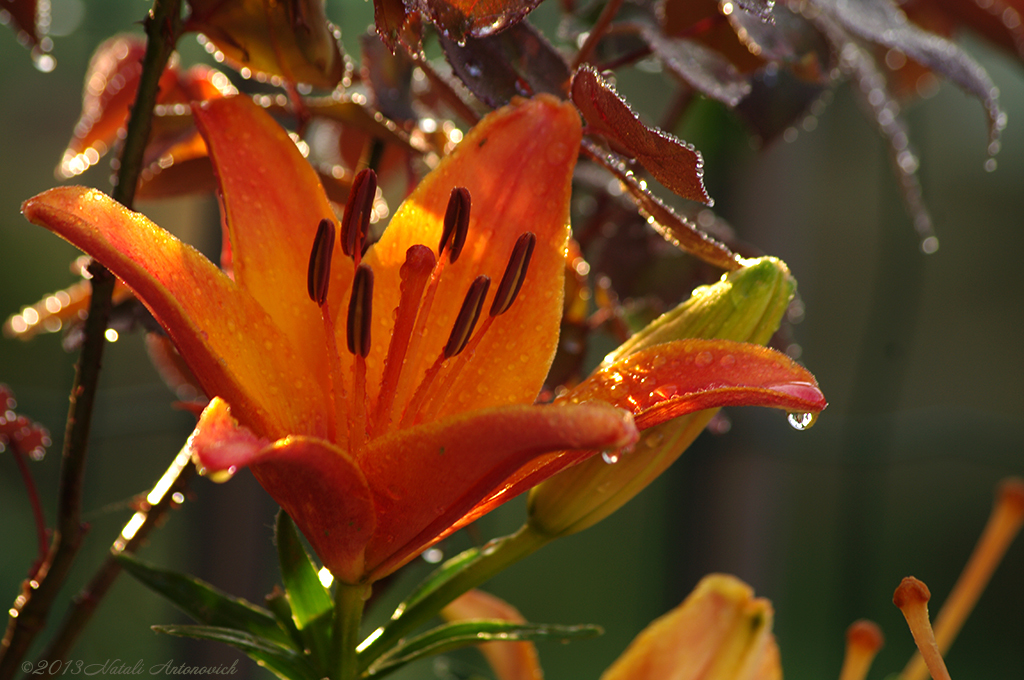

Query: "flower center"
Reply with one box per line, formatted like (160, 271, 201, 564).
(306, 169, 537, 453)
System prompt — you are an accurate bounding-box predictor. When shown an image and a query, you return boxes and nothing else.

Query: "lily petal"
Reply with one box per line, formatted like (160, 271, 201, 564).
(463, 338, 826, 514)
(362, 94, 581, 419)
(571, 339, 826, 430)
(21, 187, 328, 439)
(188, 398, 375, 585)
(601, 574, 779, 680)
(192, 96, 350, 399)
(358, 401, 638, 580)
(442, 590, 543, 680)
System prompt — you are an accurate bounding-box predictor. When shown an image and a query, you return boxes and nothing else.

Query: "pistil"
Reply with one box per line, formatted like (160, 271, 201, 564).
(893, 577, 952, 680)
(401, 275, 490, 427)
(837, 620, 883, 680)
(419, 233, 537, 423)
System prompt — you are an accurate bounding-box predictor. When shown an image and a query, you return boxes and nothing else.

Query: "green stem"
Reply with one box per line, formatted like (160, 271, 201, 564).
(331, 582, 368, 680)
(0, 1, 183, 677)
(357, 524, 551, 673)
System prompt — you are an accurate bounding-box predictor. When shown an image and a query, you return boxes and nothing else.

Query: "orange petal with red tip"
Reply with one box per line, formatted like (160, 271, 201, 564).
(21, 187, 328, 440)
(192, 95, 352, 401)
(572, 338, 826, 430)
(358, 401, 638, 580)
(188, 398, 375, 585)
(362, 95, 582, 420)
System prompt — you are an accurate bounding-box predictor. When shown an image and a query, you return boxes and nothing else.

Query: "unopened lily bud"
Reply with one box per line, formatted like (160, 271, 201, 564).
(601, 574, 779, 680)
(529, 257, 800, 538)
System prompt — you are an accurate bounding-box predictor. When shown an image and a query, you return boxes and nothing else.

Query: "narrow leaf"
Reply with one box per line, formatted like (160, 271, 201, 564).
(441, 21, 570, 109)
(116, 554, 294, 648)
(581, 139, 742, 271)
(819, 0, 1006, 153)
(276, 511, 332, 628)
(367, 620, 602, 678)
(572, 65, 712, 205)
(153, 625, 318, 680)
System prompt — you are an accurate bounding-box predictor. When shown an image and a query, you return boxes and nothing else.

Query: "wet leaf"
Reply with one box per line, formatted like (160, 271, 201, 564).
(725, 2, 834, 83)
(628, 22, 751, 106)
(366, 619, 602, 677)
(581, 139, 741, 271)
(816, 0, 1006, 152)
(58, 36, 235, 181)
(187, 0, 347, 89)
(441, 21, 571, 108)
(572, 65, 711, 205)
(153, 625, 319, 680)
(1, 0, 49, 57)
(658, 0, 766, 74)
(361, 31, 417, 124)
(417, 0, 545, 43)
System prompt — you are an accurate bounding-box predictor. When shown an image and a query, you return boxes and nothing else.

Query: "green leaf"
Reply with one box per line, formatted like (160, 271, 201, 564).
(153, 625, 319, 680)
(116, 554, 294, 649)
(276, 511, 332, 628)
(366, 620, 602, 678)
(396, 546, 482, 615)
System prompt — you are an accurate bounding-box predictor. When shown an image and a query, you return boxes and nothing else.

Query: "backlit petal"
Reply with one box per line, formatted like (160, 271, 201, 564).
(187, 398, 375, 585)
(362, 95, 581, 419)
(192, 95, 352, 399)
(359, 401, 638, 580)
(21, 187, 328, 439)
(442, 590, 543, 680)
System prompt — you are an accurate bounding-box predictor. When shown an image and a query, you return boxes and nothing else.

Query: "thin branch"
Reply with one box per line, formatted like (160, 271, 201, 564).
(38, 449, 196, 664)
(0, 0, 184, 676)
(572, 0, 626, 72)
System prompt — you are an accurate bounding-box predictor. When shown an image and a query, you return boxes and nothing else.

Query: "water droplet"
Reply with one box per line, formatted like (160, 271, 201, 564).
(787, 411, 817, 431)
(609, 382, 628, 398)
(644, 431, 665, 448)
(695, 351, 713, 367)
(601, 451, 619, 464)
(465, 61, 483, 78)
(984, 158, 997, 172)
(719, 354, 736, 368)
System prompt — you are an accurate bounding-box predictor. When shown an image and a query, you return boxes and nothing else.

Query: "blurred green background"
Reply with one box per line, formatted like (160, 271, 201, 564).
(1, 1, 1020, 679)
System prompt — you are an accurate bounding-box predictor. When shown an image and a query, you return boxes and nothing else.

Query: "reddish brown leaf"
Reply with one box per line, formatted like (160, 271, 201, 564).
(58, 36, 235, 181)
(417, 0, 544, 43)
(571, 65, 711, 205)
(187, 0, 347, 89)
(582, 139, 741, 271)
(658, 0, 765, 73)
(441, 21, 570, 109)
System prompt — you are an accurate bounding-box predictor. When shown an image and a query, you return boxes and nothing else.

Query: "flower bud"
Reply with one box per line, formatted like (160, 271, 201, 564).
(528, 257, 797, 538)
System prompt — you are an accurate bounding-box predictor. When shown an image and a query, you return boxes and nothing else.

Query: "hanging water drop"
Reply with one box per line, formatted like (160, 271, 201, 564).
(787, 411, 817, 431)
(601, 451, 619, 464)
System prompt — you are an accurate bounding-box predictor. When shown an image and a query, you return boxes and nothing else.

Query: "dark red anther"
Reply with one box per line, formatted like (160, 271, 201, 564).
(439, 187, 471, 263)
(490, 232, 536, 316)
(444, 276, 490, 358)
(307, 218, 336, 306)
(347, 265, 374, 357)
(341, 169, 377, 260)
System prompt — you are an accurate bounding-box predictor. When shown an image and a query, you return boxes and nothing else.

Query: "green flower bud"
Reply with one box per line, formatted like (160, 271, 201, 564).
(528, 257, 798, 538)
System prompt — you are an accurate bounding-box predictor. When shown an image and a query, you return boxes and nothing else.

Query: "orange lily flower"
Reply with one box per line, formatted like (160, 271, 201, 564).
(22, 94, 823, 585)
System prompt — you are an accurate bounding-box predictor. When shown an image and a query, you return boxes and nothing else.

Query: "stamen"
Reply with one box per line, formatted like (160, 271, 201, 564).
(439, 187, 470, 263)
(893, 577, 952, 680)
(341, 169, 377, 265)
(901, 477, 1024, 680)
(417, 234, 537, 423)
(373, 246, 436, 436)
(490, 232, 536, 317)
(400, 276, 490, 428)
(347, 265, 373, 358)
(307, 218, 335, 306)
(838, 620, 883, 680)
(444, 275, 490, 358)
